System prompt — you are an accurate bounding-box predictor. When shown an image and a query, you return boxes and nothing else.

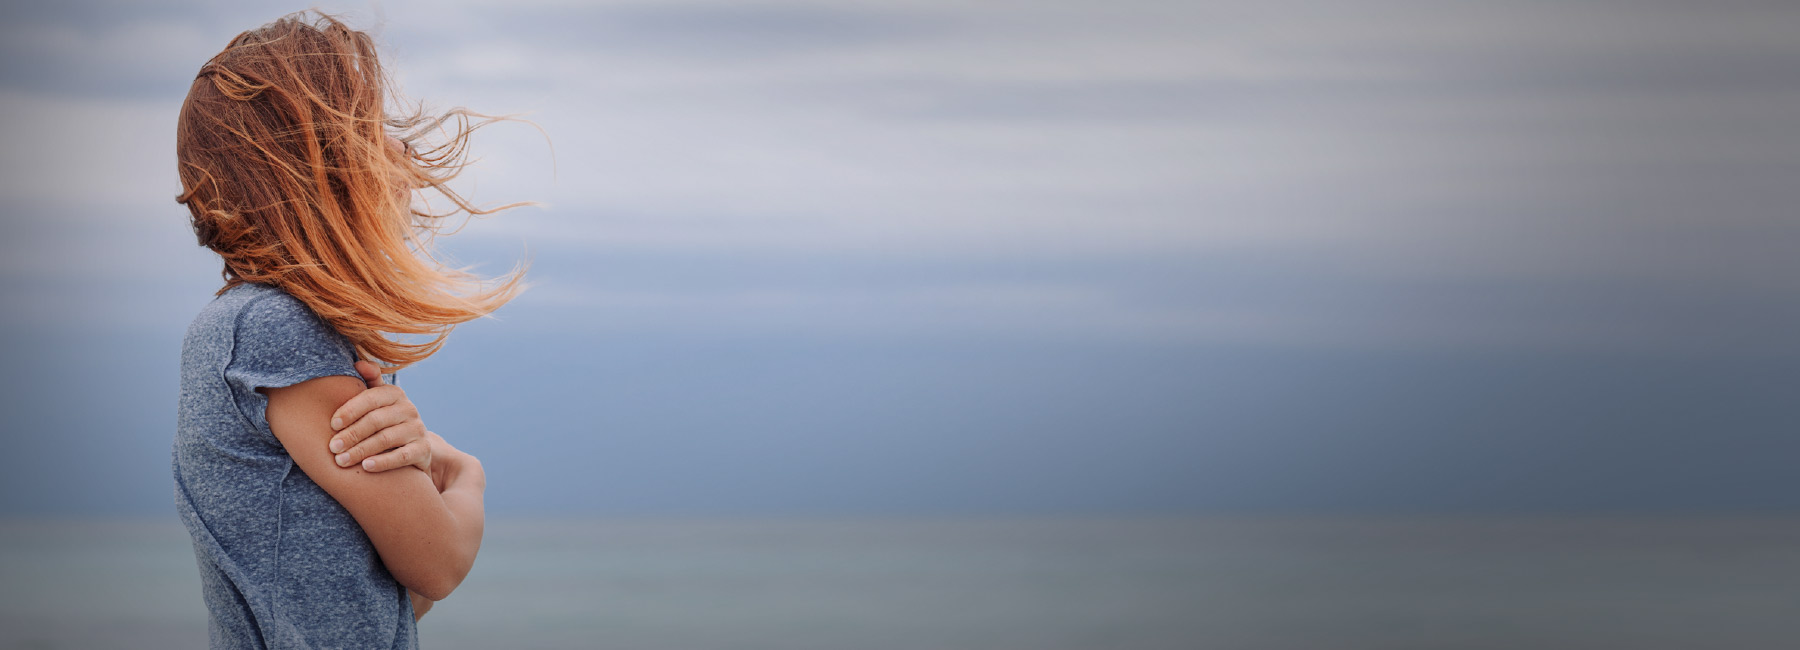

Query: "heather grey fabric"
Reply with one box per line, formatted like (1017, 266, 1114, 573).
(173, 282, 416, 649)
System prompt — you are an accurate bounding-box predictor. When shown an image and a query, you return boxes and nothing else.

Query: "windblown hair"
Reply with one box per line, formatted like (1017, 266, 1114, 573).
(176, 11, 527, 371)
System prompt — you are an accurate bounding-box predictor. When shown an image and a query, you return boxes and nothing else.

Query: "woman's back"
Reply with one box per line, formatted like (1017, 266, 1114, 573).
(174, 282, 416, 649)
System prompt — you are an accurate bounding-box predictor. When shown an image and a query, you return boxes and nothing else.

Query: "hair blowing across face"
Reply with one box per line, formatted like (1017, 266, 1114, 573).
(176, 11, 528, 371)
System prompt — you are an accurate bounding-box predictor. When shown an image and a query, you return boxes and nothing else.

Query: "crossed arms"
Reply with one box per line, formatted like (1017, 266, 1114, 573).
(261, 362, 486, 611)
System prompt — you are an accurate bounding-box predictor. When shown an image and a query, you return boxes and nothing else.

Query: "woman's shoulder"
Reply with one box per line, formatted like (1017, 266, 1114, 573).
(204, 282, 357, 378)
(205, 282, 334, 339)
(225, 281, 309, 318)
(191, 282, 309, 330)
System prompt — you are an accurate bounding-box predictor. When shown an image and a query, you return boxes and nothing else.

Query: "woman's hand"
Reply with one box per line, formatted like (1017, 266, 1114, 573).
(328, 360, 433, 473)
(423, 431, 483, 494)
(424, 431, 454, 492)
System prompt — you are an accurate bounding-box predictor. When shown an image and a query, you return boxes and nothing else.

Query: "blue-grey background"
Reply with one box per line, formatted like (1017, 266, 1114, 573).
(7, 2, 1800, 648)
(3, 0, 1799, 517)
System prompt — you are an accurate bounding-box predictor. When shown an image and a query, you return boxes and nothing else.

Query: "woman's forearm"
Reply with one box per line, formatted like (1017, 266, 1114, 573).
(429, 452, 486, 598)
(406, 452, 482, 617)
(440, 480, 484, 567)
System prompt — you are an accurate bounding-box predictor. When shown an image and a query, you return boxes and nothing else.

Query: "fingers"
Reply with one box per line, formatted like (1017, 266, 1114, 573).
(361, 438, 432, 473)
(336, 418, 426, 468)
(330, 385, 404, 439)
(355, 360, 385, 388)
(330, 398, 415, 458)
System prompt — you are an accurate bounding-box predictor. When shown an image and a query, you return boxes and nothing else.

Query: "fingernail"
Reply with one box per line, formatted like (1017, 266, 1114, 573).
(362, 459, 375, 471)
(330, 440, 345, 453)
(331, 417, 342, 430)
(336, 453, 351, 466)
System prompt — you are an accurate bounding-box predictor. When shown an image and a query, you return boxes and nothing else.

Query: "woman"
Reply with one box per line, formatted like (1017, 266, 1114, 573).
(171, 12, 527, 648)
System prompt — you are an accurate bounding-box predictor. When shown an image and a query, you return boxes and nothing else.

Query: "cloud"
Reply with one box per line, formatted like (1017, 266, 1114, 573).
(0, 9, 232, 100)
(469, 3, 954, 61)
(0, 91, 185, 209)
(8, 0, 1800, 357)
(10, 0, 1800, 518)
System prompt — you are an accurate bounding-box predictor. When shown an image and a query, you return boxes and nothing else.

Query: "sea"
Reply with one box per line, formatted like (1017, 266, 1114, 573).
(1, 516, 1797, 649)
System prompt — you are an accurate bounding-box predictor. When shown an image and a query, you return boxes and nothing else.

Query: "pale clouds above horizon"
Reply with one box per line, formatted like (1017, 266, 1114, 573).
(4, 0, 1800, 354)
(12, 0, 1800, 518)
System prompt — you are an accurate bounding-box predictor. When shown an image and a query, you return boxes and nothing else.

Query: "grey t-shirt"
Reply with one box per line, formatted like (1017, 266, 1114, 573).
(173, 282, 417, 649)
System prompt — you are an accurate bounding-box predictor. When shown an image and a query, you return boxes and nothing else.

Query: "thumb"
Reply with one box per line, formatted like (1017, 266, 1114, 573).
(354, 360, 385, 388)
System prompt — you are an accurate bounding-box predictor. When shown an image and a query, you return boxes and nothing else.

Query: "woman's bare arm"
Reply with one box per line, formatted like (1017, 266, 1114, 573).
(264, 375, 485, 601)
(410, 590, 434, 621)
(328, 361, 436, 474)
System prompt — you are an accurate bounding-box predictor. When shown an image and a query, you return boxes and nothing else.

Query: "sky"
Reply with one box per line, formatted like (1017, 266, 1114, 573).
(2, 0, 1800, 517)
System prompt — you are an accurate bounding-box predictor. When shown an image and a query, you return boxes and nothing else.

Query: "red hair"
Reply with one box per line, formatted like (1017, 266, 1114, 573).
(175, 11, 528, 371)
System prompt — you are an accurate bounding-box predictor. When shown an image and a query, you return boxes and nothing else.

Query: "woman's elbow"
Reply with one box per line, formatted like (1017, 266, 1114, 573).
(393, 550, 475, 601)
(401, 567, 464, 602)
(407, 576, 456, 602)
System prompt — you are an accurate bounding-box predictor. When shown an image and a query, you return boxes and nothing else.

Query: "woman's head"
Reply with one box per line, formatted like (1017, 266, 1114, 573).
(176, 11, 526, 371)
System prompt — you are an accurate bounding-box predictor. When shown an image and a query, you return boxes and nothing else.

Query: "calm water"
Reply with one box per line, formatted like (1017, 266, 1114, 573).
(2, 516, 1798, 649)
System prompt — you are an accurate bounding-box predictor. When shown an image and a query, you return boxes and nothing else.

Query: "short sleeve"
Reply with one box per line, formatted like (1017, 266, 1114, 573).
(224, 290, 363, 440)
